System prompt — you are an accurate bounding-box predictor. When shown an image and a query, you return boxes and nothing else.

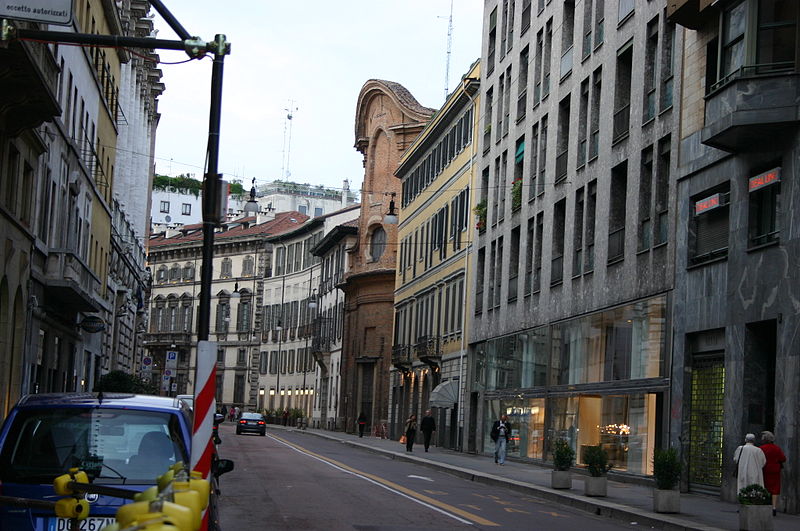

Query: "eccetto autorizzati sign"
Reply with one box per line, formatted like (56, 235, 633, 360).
(0, 1, 73, 26)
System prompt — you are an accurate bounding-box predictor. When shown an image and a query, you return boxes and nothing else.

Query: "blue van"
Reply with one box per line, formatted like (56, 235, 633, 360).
(0, 393, 226, 531)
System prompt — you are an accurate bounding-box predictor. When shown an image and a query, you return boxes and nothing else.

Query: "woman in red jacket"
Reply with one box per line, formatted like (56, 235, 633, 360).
(760, 431, 786, 516)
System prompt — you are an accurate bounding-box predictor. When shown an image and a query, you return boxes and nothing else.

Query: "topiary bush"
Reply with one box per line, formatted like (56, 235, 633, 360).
(738, 484, 771, 505)
(583, 445, 613, 477)
(653, 447, 681, 490)
(552, 439, 575, 471)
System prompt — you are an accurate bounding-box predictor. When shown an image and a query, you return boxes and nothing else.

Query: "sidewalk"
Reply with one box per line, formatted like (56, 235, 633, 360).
(271, 425, 800, 531)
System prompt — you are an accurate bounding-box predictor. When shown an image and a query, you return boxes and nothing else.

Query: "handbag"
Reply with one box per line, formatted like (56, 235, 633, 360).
(399, 435, 407, 444)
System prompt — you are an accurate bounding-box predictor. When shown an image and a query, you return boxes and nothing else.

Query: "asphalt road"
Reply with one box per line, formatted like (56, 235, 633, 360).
(216, 424, 637, 530)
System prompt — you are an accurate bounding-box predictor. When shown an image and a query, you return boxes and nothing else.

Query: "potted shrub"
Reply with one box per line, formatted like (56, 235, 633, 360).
(473, 200, 487, 231)
(582, 445, 612, 497)
(652, 447, 681, 513)
(738, 484, 773, 531)
(551, 439, 575, 489)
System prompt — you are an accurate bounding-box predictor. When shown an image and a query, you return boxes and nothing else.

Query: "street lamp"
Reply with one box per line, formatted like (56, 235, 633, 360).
(258, 387, 265, 412)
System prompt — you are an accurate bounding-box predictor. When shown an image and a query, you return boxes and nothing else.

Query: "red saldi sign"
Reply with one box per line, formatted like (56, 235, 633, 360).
(695, 193, 721, 215)
(749, 167, 781, 192)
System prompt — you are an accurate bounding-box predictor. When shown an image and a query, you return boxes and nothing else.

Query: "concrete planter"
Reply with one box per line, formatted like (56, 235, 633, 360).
(551, 470, 572, 489)
(584, 476, 607, 497)
(653, 488, 680, 513)
(739, 505, 773, 531)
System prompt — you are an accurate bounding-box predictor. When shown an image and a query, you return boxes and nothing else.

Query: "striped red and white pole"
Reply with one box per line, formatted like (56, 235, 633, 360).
(192, 340, 217, 477)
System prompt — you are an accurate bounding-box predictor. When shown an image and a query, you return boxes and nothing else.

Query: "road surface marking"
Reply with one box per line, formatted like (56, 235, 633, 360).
(503, 508, 531, 514)
(424, 490, 449, 495)
(408, 475, 434, 482)
(539, 510, 569, 518)
(269, 433, 499, 527)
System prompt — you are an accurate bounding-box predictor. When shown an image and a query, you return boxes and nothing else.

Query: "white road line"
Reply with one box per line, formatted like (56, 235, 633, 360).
(408, 475, 434, 482)
(268, 433, 473, 526)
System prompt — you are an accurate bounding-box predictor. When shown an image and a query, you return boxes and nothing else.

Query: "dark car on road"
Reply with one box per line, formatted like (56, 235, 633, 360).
(236, 412, 266, 436)
(0, 393, 232, 531)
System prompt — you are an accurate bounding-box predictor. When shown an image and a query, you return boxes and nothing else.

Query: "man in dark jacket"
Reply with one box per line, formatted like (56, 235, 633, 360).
(420, 410, 436, 452)
(490, 414, 511, 465)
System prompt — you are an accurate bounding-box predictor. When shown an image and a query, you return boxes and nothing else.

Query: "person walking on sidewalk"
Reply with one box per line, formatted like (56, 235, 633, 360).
(404, 414, 418, 452)
(760, 430, 786, 516)
(357, 412, 367, 438)
(734, 433, 766, 492)
(491, 414, 511, 465)
(420, 410, 436, 452)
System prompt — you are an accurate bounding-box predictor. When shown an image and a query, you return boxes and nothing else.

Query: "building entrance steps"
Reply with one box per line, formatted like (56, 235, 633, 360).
(271, 425, 800, 531)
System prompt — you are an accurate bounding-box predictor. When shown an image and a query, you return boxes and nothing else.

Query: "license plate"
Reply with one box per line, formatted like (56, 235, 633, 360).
(48, 517, 117, 531)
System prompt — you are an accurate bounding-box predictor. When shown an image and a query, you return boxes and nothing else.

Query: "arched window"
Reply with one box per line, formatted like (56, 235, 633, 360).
(369, 226, 386, 262)
(169, 265, 181, 283)
(152, 296, 166, 332)
(179, 294, 193, 332)
(156, 266, 168, 284)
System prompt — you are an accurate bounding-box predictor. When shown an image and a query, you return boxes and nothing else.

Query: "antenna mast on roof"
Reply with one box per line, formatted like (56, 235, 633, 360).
(443, 0, 454, 101)
(280, 100, 299, 181)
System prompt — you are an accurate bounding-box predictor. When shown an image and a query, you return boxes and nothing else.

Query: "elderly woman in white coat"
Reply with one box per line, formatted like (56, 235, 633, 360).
(734, 433, 766, 492)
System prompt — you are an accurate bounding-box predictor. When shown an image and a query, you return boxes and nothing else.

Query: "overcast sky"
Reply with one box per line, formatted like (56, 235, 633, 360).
(152, 1, 483, 195)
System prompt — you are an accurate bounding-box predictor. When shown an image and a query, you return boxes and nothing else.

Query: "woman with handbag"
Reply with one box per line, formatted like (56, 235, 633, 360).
(404, 414, 418, 452)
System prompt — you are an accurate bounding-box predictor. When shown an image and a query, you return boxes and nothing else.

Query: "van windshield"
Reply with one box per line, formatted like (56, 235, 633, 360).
(0, 407, 188, 484)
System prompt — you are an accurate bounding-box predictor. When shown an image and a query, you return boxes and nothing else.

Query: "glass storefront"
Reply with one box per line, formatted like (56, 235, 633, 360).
(476, 295, 667, 476)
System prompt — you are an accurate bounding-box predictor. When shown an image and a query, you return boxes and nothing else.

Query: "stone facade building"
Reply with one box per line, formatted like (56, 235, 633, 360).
(338, 80, 434, 433)
(469, 0, 679, 474)
(668, 0, 800, 510)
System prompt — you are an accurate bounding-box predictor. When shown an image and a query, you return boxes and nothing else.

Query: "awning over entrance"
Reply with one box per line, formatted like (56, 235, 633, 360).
(429, 380, 459, 408)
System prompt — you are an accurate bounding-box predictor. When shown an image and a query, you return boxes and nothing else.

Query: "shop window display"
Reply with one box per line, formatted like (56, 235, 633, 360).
(547, 393, 657, 475)
(485, 398, 546, 460)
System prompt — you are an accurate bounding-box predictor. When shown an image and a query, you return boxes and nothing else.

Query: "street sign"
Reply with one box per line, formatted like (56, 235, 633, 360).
(142, 356, 153, 367)
(166, 350, 178, 369)
(0, 1, 73, 26)
(164, 369, 173, 377)
(79, 315, 106, 334)
(171, 383, 178, 392)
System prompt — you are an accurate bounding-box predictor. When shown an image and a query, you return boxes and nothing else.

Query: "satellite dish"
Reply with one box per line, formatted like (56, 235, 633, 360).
(165, 215, 172, 222)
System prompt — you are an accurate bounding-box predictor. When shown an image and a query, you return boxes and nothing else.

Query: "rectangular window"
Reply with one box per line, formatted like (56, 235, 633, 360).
(521, 0, 532, 34)
(529, 123, 539, 201)
(573, 188, 584, 276)
(613, 41, 633, 143)
(556, 96, 570, 183)
(608, 161, 628, 264)
(561, 1, 575, 79)
(534, 29, 544, 105)
(499, 152, 508, 221)
(518, 46, 529, 121)
(551, 199, 565, 285)
(534, 212, 544, 292)
(585, 180, 597, 272)
(237, 348, 246, 365)
(757, 1, 797, 70)
(618, 0, 634, 24)
(160, 201, 170, 213)
(234, 375, 245, 404)
(484, 88, 493, 149)
(722, 1, 747, 79)
(638, 146, 654, 251)
(503, 65, 512, 135)
(543, 19, 553, 98)
(577, 78, 589, 167)
(581, 0, 594, 58)
(589, 68, 602, 160)
(654, 136, 671, 246)
(181, 203, 191, 216)
(513, 136, 524, 210)
(495, 236, 503, 307)
(217, 348, 225, 363)
(488, 7, 498, 75)
(643, 17, 658, 123)
(748, 167, 781, 247)
(476, 247, 486, 314)
(259, 351, 268, 374)
(661, 22, 675, 109)
(691, 185, 730, 265)
(488, 241, 496, 309)
(595, 0, 605, 47)
(525, 216, 535, 294)
(509, 227, 520, 301)
(497, 73, 505, 138)
(538, 115, 547, 197)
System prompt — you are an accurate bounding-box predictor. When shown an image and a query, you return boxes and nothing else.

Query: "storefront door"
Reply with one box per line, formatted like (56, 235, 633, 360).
(689, 354, 725, 490)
